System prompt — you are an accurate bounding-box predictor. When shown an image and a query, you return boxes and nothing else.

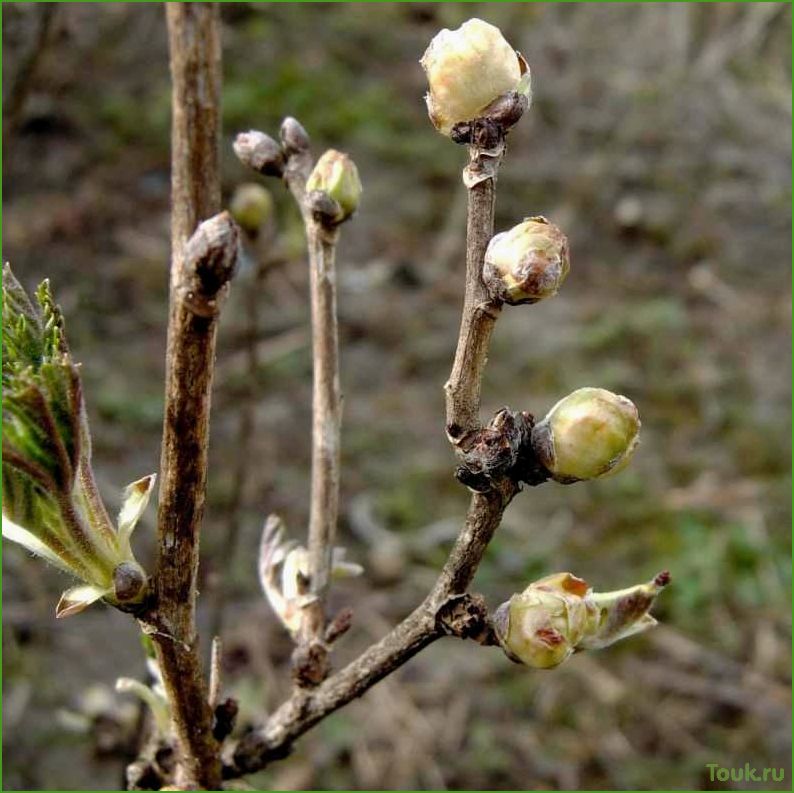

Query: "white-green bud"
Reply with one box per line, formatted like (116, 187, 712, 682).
(531, 387, 640, 483)
(483, 216, 570, 305)
(493, 571, 670, 670)
(493, 572, 593, 669)
(306, 149, 362, 223)
(230, 183, 274, 235)
(421, 18, 525, 136)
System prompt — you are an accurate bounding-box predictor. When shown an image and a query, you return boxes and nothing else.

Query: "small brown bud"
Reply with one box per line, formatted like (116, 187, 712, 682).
(280, 116, 311, 155)
(233, 130, 285, 177)
(112, 561, 147, 604)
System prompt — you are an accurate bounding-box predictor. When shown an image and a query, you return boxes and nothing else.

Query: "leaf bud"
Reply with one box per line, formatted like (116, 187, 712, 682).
(229, 183, 274, 235)
(233, 130, 285, 177)
(494, 571, 670, 669)
(421, 18, 525, 136)
(112, 560, 148, 605)
(531, 387, 640, 483)
(305, 149, 362, 223)
(280, 116, 311, 155)
(483, 216, 570, 305)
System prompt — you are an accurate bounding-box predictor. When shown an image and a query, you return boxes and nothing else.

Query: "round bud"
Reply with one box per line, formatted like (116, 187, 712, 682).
(229, 183, 274, 235)
(483, 216, 570, 305)
(421, 18, 523, 136)
(531, 387, 640, 483)
(493, 573, 595, 669)
(494, 571, 669, 669)
(306, 149, 362, 223)
(112, 560, 148, 604)
(233, 130, 285, 177)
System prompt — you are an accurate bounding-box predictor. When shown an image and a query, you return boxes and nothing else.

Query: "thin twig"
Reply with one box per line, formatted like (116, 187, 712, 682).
(208, 636, 223, 711)
(306, 221, 342, 623)
(142, 5, 229, 789)
(278, 123, 343, 673)
(444, 140, 505, 445)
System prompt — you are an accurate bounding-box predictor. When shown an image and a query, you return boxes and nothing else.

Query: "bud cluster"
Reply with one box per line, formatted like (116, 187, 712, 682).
(234, 118, 362, 226)
(419, 20, 664, 669)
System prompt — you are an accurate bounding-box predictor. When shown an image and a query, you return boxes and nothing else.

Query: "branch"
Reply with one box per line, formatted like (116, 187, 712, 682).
(227, 121, 518, 778)
(280, 126, 344, 652)
(444, 131, 505, 445)
(235, 120, 345, 684)
(231, 481, 516, 775)
(141, 6, 230, 789)
(281, 118, 342, 644)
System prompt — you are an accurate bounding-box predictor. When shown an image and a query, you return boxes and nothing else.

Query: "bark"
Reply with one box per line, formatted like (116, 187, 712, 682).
(144, 5, 228, 789)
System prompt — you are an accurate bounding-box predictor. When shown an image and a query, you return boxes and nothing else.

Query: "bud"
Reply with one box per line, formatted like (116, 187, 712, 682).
(259, 515, 363, 637)
(493, 571, 670, 669)
(116, 657, 170, 737)
(280, 116, 311, 155)
(421, 18, 525, 136)
(531, 387, 640, 483)
(3, 267, 153, 618)
(230, 183, 274, 235)
(483, 217, 570, 305)
(233, 130, 285, 177)
(305, 149, 362, 223)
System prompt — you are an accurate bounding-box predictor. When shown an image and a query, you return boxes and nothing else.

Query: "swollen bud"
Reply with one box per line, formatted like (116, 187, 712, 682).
(493, 573, 592, 669)
(531, 387, 640, 483)
(306, 149, 362, 223)
(230, 183, 274, 235)
(483, 216, 570, 305)
(233, 130, 285, 177)
(421, 18, 525, 136)
(493, 571, 670, 670)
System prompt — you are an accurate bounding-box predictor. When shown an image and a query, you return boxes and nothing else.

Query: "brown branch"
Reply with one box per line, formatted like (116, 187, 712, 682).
(231, 480, 516, 775)
(142, 5, 230, 789)
(227, 124, 517, 778)
(251, 119, 344, 679)
(305, 220, 342, 627)
(444, 133, 506, 446)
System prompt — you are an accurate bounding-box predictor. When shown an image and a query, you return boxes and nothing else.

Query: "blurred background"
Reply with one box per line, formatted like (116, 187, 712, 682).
(2, 3, 791, 790)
